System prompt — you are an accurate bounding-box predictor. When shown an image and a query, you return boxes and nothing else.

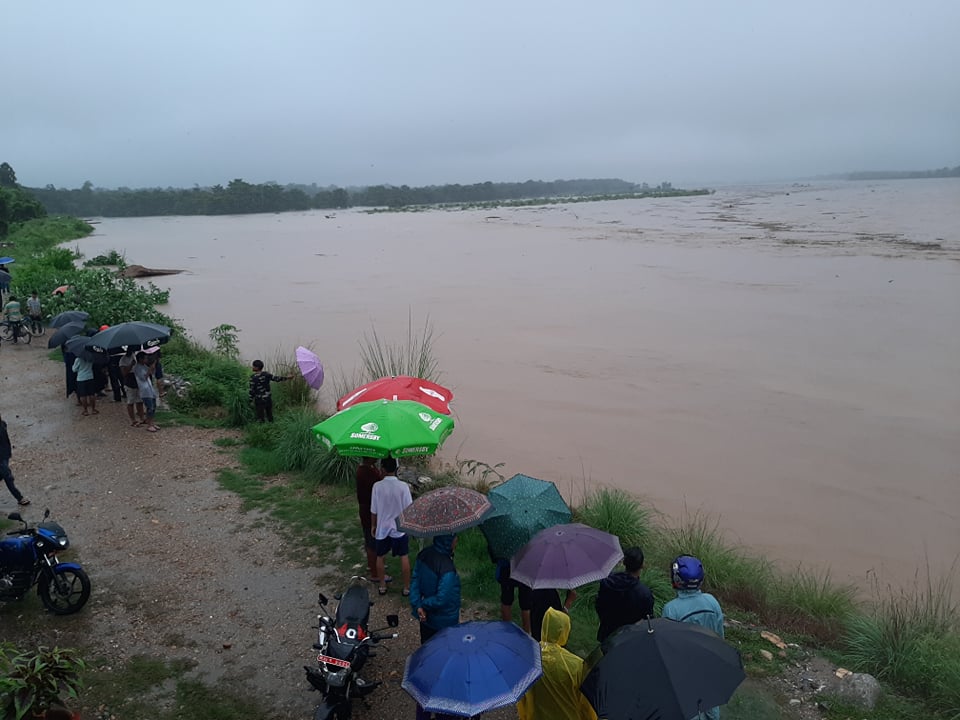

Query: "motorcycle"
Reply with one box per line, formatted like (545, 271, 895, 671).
(304, 576, 399, 720)
(0, 510, 91, 614)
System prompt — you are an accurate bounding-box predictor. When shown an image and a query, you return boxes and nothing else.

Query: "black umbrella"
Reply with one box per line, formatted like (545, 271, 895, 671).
(48, 321, 87, 349)
(86, 321, 171, 355)
(49, 310, 91, 328)
(64, 334, 109, 365)
(581, 619, 745, 720)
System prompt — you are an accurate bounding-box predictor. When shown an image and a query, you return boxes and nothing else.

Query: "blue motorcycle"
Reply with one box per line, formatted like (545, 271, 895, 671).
(0, 510, 90, 614)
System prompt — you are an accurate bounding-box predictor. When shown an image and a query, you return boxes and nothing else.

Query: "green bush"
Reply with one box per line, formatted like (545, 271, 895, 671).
(843, 570, 960, 713)
(574, 487, 656, 550)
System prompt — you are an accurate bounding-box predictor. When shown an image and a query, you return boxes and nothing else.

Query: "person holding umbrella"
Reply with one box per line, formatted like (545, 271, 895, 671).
(517, 607, 596, 720)
(409, 534, 461, 645)
(248, 359, 289, 423)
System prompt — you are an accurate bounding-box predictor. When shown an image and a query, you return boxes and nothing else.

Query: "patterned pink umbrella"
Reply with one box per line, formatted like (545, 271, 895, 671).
(398, 486, 493, 537)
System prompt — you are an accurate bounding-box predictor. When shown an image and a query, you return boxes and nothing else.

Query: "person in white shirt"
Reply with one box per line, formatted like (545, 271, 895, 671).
(369, 456, 412, 596)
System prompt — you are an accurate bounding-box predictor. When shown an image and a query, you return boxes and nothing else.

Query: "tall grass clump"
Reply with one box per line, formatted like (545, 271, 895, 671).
(272, 407, 324, 472)
(357, 314, 440, 382)
(574, 487, 656, 550)
(661, 511, 774, 613)
(843, 566, 960, 714)
(768, 568, 857, 643)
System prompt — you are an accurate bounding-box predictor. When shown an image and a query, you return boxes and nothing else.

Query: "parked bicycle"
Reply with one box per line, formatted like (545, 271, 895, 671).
(0, 319, 32, 345)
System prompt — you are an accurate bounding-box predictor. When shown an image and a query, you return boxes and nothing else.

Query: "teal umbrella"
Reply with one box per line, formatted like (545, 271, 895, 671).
(480, 474, 572, 561)
(312, 399, 454, 459)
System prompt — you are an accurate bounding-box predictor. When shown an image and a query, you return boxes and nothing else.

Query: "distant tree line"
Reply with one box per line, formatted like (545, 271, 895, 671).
(24, 175, 688, 218)
(0, 162, 47, 236)
(843, 165, 960, 181)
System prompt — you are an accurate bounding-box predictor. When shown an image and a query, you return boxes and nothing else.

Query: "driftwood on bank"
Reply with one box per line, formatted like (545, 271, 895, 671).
(117, 264, 185, 278)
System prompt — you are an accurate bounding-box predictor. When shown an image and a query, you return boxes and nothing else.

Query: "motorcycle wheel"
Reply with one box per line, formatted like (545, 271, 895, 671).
(38, 566, 91, 615)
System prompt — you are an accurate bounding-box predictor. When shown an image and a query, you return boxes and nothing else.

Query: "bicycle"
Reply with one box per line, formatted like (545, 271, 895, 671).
(0, 319, 33, 345)
(23, 315, 45, 337)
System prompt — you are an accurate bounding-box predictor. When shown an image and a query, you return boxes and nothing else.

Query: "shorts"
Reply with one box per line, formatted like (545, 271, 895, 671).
(142, 397, 157, 416)
(76, 379, 96, 397)
(375, 534, 409, 558)
(125, 387, 141, 404)
(499, 576, 533, 610)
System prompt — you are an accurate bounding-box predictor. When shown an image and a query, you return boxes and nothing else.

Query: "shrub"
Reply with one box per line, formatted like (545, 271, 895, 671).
(843, 567, 960, 713)
(574, 487, 656, 550)
(0, 644, 86, 720)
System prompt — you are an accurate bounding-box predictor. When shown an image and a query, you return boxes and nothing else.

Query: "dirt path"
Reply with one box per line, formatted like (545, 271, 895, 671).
(0, 341, 484, 719)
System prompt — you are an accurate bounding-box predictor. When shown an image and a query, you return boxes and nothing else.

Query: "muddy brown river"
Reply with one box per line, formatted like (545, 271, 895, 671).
(76, 179, 960, 590)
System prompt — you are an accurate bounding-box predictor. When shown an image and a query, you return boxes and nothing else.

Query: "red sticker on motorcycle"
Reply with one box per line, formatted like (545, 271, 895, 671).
(317, 654, 351, 668)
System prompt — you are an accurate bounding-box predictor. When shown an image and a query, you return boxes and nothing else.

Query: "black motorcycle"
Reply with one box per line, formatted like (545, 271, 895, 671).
(0, 510, 91, 614)
(304, 577, 399, 720)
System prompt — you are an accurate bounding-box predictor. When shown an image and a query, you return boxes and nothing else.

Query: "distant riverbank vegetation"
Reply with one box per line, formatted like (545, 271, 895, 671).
(837, 164, 960, 181)
(25, 175, 710, 218)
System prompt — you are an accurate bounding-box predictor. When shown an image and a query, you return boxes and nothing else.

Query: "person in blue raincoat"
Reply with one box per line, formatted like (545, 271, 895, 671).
(409, 534, 461, 645)
(662, 555, 725, 720)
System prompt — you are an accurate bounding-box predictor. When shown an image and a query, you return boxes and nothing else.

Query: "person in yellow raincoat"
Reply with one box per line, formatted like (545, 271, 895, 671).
(517, 607, 597, 720)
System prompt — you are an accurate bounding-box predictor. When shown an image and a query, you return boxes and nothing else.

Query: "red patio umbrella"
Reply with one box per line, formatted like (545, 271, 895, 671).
(337, 376, 453, 415)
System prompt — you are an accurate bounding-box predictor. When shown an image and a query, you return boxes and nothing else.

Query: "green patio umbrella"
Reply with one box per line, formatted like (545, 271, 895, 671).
(312, 399, 454, 459)
(480, 474, 572, 561)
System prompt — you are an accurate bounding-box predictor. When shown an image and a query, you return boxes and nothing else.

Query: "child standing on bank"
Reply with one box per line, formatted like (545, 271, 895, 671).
(248, 360, 289, 422)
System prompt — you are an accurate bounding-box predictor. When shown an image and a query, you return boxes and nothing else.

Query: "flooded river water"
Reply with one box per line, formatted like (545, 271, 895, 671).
(77, 179, 960, 589)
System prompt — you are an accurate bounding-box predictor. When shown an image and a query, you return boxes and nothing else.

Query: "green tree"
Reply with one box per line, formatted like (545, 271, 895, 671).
(0, 162, 18, 188)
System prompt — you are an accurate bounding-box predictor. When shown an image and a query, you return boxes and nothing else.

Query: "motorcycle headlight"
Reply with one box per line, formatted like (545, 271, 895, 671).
(325, 668, 349, 688)
(58, 537, 69, 548)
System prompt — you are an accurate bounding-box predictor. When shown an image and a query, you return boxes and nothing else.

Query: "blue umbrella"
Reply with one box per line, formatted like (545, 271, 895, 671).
(402, 621, 542, 717)
(480, 474, 572, 561)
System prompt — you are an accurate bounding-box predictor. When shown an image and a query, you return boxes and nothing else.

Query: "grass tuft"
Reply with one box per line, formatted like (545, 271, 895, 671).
(574, 486, 657, 550)
(842, 564, 960, 714)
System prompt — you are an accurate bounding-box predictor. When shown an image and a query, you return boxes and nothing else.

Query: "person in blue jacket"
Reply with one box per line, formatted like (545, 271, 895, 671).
(409, 534, 461, 645)
(662, 555, 725, 720)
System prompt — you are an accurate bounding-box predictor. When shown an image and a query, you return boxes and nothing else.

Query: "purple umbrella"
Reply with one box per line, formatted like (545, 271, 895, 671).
(296, 346, 324, 389)
(510, 523, 623, 589)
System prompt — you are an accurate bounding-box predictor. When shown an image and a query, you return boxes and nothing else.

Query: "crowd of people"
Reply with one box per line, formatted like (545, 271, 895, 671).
(355, 456, 727, 720)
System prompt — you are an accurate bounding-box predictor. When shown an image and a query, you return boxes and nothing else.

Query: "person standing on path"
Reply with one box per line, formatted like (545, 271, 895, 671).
(26, 291, 42, 334)
(72, 354, 99, 416)
(409, 534, 461, 645)
(248, 360, 289, 422)
(517, 607, 597, 720)
(119, 347, 145, 425)
(369, 456, 412, 596)
(0, 413, 30, 507)
(662, 555, 725, 720)
(134, 351, 159, 432)
(355, 456, 385, 582)
(595, 546, 655, 642)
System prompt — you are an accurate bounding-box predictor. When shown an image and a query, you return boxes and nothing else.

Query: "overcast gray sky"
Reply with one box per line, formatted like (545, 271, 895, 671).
(4, 0, 958, 189)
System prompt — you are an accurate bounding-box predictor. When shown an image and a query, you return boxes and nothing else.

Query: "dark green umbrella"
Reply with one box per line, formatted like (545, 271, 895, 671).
(480, 474, 572, 561)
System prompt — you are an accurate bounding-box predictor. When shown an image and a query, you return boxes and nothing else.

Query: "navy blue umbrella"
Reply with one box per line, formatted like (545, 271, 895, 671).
(64, 334, 108, 365)
(86, 321, 171, 355)
(581, 618, 745, 720)
(49, 310, 90, 329)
